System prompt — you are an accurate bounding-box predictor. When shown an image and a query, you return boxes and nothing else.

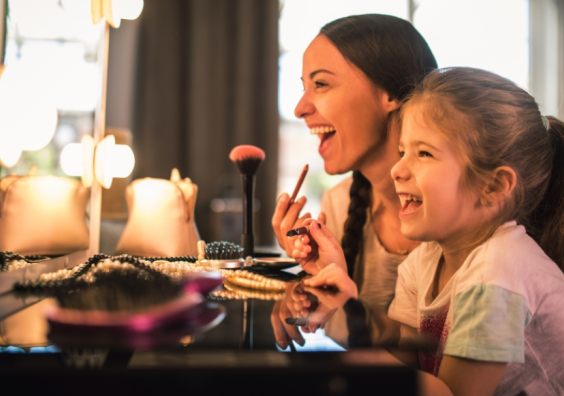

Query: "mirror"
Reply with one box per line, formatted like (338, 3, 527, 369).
(0, 0, 106, 274)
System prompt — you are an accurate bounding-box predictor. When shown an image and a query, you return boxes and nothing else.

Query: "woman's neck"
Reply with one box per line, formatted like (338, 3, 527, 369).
(359, 139, 419, 256)
(360, 132, 401, 213)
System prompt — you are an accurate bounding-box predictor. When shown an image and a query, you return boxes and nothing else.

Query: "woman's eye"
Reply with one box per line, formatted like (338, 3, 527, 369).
(418, 150, 433, 158)
(314, 80, 328, 89)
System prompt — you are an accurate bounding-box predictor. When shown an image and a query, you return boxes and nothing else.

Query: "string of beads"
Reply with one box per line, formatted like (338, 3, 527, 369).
(13, 253, 288, 299)
(0, 251, 49, 272)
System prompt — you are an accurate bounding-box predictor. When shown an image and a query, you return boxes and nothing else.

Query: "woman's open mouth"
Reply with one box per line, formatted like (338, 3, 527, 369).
(310, 126, 336, 156)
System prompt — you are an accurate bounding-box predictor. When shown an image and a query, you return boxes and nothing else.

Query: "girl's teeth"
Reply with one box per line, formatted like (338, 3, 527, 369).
(310, 126, 336, 135)
(399, 194, 422, 209)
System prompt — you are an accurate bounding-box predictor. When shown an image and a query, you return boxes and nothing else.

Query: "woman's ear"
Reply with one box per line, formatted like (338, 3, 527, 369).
(480, 166, 517, 207)
(382, 93, 401, 113)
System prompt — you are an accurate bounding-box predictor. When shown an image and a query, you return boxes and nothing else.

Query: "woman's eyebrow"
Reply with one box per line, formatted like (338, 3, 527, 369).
(308, 69, 336, 79)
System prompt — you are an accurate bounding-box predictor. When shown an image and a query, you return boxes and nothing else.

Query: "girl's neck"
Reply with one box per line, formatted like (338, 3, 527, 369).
(439, 222, 498, 273)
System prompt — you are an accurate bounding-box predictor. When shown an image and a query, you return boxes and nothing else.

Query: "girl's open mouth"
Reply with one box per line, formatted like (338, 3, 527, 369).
(398, 193, 422, 215)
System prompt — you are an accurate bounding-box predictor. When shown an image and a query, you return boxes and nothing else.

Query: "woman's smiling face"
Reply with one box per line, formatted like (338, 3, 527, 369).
(294, 34, 397, 175)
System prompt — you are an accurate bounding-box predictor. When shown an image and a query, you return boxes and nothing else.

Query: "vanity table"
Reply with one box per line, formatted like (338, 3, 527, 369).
(1, 4, 418, 392)
(0, 257, 419, 395)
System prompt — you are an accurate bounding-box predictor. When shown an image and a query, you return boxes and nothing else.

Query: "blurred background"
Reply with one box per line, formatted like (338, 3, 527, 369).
(1, 0, 562, 252)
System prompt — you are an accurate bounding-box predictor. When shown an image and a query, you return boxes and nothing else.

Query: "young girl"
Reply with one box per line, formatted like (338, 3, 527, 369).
(296, 67, 564, 395)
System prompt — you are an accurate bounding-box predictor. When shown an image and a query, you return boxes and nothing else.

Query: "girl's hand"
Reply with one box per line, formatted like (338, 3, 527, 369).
(303, 263, 359, 300)
(271, 193, 310, 256)
(291, 220, 346, 275)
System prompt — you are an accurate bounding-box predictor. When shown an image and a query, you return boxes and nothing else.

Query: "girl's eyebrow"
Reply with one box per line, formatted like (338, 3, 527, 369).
(410, 139, 442, 152)
(301, 69, 336, 82)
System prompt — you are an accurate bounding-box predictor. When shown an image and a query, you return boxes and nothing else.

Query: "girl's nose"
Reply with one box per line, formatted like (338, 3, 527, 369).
(294, 93, 314, 119)
(391, 157, 410, 182)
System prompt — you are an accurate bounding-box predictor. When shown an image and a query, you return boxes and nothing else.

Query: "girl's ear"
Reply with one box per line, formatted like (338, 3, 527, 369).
(480, 166, 517, 207)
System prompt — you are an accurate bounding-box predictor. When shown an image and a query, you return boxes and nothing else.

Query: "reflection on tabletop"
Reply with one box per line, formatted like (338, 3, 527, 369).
(1, 270, 227, 351)
(0, 256, 435, 358)
(271, 279, 437, 353)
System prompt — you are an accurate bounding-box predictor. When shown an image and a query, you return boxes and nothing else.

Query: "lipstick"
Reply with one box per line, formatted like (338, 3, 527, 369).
(286, 227, 308, 237)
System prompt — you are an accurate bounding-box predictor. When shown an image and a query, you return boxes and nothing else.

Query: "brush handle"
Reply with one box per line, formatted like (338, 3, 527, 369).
(241, 174, 255, 257)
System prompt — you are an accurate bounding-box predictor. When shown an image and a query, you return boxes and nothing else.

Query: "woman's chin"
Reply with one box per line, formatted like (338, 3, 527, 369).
(323, 160, 350, 175)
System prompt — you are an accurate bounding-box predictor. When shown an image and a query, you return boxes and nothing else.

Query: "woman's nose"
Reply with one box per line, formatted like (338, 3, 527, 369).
(391, 157, 410, 182)
(294, 93, 314, 119)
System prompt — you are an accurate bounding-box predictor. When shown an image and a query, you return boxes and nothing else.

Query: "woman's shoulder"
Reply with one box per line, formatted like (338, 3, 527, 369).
(320, 176, 353, 239)
(322, 176, 353, 200)
(320, 177, 352, 216)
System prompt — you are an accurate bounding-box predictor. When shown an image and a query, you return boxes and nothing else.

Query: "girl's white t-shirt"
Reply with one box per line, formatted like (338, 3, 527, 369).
(388, 221, 564, 395)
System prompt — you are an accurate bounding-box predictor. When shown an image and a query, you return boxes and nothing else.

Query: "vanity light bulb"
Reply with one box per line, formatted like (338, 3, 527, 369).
(0, 64, 58, 152)
(94, 135, 135, 189)
(18, 100, 58, 151)
(60, 143, 84, 176)
(60, 135, 95, 187)
(114, 0, 144, 20)
(110, 144, 135, 178)
(0, 143, 22, 168)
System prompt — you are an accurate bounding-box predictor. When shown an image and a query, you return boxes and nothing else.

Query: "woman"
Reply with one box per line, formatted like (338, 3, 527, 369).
(271, 14, 437, 348)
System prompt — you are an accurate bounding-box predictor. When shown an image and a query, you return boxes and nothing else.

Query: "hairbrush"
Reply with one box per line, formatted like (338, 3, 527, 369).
(229, 144, 266, 257)
(204, 241, 244, 260)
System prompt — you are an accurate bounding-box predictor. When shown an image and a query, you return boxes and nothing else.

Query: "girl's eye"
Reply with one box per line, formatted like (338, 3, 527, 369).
(398, 150, 405, 158)
(418, 150, 433, 158)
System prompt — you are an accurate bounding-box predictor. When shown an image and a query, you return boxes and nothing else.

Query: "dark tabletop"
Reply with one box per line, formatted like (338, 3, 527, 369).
(0, 258, 422, 395)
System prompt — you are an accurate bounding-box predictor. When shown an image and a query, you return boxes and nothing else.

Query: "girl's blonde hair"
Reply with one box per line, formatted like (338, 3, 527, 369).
(402, 67, 563, 268)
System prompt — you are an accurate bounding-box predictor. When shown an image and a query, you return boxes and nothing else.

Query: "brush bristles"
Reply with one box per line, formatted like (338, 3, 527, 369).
(229, 145, 266, 175)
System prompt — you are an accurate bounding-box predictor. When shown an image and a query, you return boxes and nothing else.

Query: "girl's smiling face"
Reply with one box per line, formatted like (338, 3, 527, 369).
(390, 103, 485, 245)
(294, 34, 398, 175)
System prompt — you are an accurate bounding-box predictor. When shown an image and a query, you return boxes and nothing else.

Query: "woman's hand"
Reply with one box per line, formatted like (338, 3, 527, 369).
(270, 282, 307, 349)
(291, 220, 346, 275)
(271, 193, 310, 256)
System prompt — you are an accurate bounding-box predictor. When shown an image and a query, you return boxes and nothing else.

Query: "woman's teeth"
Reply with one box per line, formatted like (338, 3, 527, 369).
(310, 126, 336, 135)
(399, 194, 422, 209)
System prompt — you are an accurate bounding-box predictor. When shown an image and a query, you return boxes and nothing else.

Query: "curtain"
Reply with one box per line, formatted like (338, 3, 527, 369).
(129, 0, 279, 246)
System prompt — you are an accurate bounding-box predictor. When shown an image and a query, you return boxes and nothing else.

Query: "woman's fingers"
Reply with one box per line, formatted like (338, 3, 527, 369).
(272, 194, 308, 255)
(317, 211, 327, 225)
(270, 301, 290, 349)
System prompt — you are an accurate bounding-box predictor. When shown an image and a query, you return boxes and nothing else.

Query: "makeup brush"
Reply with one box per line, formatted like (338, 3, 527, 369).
(229, 144, 266, 258)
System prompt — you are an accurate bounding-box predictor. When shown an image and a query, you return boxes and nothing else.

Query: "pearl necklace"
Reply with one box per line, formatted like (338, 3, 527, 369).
(14, 253, 289, 300)
(0, 251, 49, 272)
